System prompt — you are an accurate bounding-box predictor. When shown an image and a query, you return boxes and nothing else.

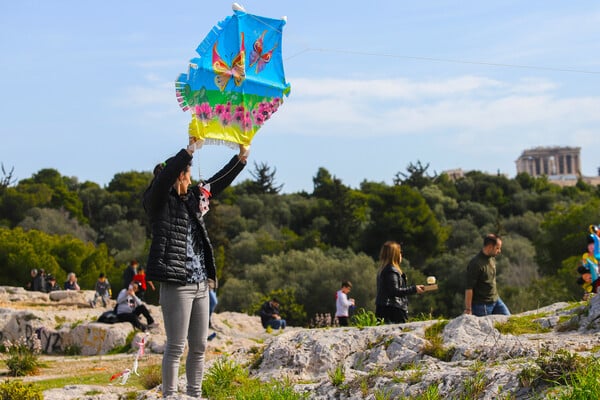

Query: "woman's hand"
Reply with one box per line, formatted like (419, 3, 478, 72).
(187, 137, 204, 155)
(238, 144, 250, 163)
(416, 285, 425, 294)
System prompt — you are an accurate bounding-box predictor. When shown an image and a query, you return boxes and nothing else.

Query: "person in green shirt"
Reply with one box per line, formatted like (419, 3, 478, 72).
(464, 234, 510, 316)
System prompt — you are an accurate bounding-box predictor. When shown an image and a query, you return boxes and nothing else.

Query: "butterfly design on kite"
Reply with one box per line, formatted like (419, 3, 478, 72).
(212, 33, 246, 92)
(249, 30, 278, 74)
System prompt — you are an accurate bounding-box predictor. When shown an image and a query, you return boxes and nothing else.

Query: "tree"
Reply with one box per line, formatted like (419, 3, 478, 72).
(106, 171, 153, 225)
(360, 181, 447, 267)
(312, 168, 369, 249)
(20, 169, 87, 224)
(535, 200, 600, 276)
(394, 161, 436, 189)
(0, 163, 16, 193)
(246, 162, 283, 194)
(18, 207, 97, 243)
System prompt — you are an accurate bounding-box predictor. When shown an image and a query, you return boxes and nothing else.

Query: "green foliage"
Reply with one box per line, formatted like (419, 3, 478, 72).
(536, 199, 600, 275)
(3, 158, 600, 323)
(234, 248, 376, 326)
(552, 357, 600, 399)
(0, 226, 116, 289)
(2, 335, 42, 376)
(351, 308, 383, 328)
(203, 358, 307, 399)
(19, 207, 97, 243)
(246, 287, 307, 327)
(328, 364, 346, 387)
(63, 344, 81, 356)
(422, 320, 455, 361)
(0, 380, 43, 400)
(518, 348, 587, 389)
(460, 371, 488, 400)
(361, 182, 448, 265)
(140, 364, 162, 389)
(495, 315, 552, 335)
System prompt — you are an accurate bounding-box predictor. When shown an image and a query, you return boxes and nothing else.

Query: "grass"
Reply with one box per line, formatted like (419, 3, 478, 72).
(494, 314, 552, 335)
(203, 358, 307, 399)
(422, 320, 455, 361)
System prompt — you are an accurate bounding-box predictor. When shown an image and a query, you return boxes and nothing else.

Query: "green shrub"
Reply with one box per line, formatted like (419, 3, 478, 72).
(422, 321, 455, 361)
(0, 380, 43, 400)
(351, 308, 383, 328)
(2, 336, 42, 376)
(140, 364, 162, 389)
(203, 357, 307, 399)
(328, 364, 345, 387)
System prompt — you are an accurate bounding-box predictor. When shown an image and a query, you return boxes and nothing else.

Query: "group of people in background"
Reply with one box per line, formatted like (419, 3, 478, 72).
(26, 269, 79, 293)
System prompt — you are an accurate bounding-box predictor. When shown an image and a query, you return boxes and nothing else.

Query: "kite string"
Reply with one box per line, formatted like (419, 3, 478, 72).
(243, 9, 598, 75)
(285, 47, 600, 75)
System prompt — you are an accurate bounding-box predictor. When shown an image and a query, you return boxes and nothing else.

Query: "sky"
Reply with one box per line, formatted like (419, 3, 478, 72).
(1, 1, 600, 193)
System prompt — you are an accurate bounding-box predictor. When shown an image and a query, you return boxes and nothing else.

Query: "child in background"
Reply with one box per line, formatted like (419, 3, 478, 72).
(335, 281, 355, 326)
(90, 273, 112, 308)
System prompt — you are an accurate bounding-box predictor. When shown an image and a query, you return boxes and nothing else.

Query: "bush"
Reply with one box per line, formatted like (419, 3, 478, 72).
(0, 380, 43, 400)
(351, 308, 382, 328)
(2, 336, 42, 376)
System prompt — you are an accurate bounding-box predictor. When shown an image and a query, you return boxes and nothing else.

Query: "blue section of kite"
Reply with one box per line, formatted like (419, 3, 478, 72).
(175, 6, 290, 147)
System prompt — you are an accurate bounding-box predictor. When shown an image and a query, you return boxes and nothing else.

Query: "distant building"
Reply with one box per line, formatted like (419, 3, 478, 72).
(442, 168, 465, 180)
(515, 146, 600, 187)
(515, 146, 580, 178)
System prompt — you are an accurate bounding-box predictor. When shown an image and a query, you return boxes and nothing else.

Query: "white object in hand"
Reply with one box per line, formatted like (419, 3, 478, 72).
(427, 276, 436, 285)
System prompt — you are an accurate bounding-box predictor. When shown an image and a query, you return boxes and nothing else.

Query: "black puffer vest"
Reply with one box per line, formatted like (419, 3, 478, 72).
(143, 149, 245, 284)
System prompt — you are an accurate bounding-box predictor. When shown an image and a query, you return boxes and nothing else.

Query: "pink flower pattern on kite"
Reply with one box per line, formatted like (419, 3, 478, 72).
(195, 103, 213, 121)
(191, 98, 283, 131)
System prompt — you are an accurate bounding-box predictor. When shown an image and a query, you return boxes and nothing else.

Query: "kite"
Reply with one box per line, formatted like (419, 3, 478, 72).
(175, 3, 290, 149)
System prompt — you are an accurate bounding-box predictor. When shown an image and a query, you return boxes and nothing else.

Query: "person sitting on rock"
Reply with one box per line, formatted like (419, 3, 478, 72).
(46, 275, 61, 292)
(64, 272, 80, 291)
(115, 281, 157, 332)
(259, 298, 286, 330)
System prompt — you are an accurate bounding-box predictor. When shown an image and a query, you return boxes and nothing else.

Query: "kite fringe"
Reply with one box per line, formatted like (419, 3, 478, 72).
(175, 75, 190, 112)
(203, 138, 241, 150)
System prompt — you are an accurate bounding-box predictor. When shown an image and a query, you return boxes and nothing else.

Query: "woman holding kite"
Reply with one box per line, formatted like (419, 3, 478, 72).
(143, 137, 248, 397)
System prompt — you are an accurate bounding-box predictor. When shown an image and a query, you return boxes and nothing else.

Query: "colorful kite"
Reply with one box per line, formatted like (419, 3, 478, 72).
(175, 3, 291, 148)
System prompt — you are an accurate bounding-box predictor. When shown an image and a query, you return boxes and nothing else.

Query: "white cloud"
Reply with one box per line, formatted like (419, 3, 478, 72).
(273, 76, 600, 143)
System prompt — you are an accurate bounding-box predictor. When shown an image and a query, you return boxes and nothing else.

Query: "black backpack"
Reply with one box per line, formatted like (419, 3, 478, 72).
(97, 305, 119, 324)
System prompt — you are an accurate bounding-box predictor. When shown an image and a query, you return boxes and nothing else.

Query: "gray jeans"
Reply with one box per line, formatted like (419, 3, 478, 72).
(160, 281, 209, 398)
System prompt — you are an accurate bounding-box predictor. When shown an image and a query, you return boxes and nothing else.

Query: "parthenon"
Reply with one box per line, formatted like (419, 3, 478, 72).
(515, 146, 581, 177)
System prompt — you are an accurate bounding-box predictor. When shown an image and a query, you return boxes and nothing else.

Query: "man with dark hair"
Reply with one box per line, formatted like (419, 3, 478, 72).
(259, 298, 286, 330)
(464, 234, 510, 316)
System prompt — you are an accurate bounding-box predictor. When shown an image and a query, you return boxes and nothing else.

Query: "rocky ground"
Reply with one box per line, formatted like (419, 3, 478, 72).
(2, 286, 600, 399)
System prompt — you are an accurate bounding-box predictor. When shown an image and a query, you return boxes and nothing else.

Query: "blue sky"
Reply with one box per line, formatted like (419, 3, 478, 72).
(1, 1, 599, 193)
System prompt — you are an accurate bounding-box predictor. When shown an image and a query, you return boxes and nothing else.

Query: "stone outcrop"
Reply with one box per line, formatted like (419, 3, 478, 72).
(2, 286, 600, 399)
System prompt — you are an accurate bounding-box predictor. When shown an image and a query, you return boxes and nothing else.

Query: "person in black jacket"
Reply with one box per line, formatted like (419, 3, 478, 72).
(375, 241, 424, 324)
(259, 298, 286, 330)
(143, 137, 248, 398)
